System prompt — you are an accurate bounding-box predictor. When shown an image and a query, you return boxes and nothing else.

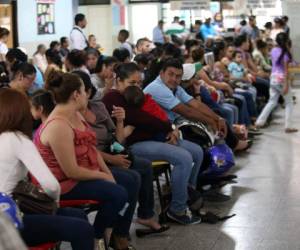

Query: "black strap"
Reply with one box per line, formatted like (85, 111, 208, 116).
(71, 27, 89, 48)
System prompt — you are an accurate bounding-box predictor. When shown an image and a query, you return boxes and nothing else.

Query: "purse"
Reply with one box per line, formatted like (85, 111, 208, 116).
(12, 180, 57, 215)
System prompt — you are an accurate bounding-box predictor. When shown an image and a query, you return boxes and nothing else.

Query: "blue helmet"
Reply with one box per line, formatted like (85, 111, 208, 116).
(204, 143, 235, 176)
(0, 192, 23, 229)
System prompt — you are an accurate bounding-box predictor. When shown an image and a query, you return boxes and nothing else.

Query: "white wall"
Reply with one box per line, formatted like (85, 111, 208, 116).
(17, 0, 73, 57)
(78, 5, 113, 55)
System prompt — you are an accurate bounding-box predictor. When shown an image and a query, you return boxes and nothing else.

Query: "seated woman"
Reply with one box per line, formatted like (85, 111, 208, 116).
(73, 70, 170, 234)
(0, 88, 95, 250)
(34, 71, 134, 249)
(102, 63, 204, 226)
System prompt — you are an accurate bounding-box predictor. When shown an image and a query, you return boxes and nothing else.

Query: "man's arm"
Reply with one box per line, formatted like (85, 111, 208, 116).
(172, 102, 218, 132)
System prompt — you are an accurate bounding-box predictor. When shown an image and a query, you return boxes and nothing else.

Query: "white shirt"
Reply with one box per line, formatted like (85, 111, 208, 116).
(0, 41, 8, 55)
(33, 53, 48, 73)
(70, 26, 88, 50)
(0, 132, 60, 200)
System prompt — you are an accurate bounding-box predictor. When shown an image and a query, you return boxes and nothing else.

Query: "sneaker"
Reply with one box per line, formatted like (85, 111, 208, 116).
(167, 208, 201, 225)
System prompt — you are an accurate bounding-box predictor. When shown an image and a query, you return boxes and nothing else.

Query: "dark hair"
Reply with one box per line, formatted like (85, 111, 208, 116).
(45, 49, 62, 68)
(276, 32, 292, 65)
(50, 41, 59, 50)
(75, 13, 85, 25)
(234, 34, 248, 47)
(264, 22, 272, 30)
(114, 62, 140, 81)
(0, 27, 9, 38)
(185, 39, 200, 53)
(212, 41, 226, 61)
(161, 58, 183, 72)
(123, 86, 145, 108)
(249, 15, 256, 21)
(46, 71, 83, 104)
(179, 20, 185, 26)
(256, 39, 267, 50)
(274, 17, 284, 27)
(162, 43, 182, 59)
(66, 49, 86, 67)
(31, 89, 55, 117)
(72, 70, 97, 100)
(95, 56, 117, 73)
(282, 15, 289, 22)
(113, 48, 130, 63)
(85, 47, 100, 58)
(191, 46, 205, 62)
(195, 20, 202, 25)
(6, 48, 27, 63)
(134, 54, 150, 66)
(232, 50, 242, 59)
(60, 37, 68, 45)
(0, 88, 32, 138)
(240, 20, 247, 26)
(11, 62, 36, 80)
(118, 29, 129, 40)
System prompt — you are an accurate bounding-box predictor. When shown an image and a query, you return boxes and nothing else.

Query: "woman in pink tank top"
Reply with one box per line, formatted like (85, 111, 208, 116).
(34, 71, 132, 250)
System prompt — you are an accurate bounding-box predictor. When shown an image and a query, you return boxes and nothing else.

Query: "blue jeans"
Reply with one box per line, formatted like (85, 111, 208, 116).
(61, 180, 128, 238)
(233, 93, 251, 126)
(235, 89, 258, 118)
(222, 103, 239, 124)
(21, 208, 94, 250)
(130, 139, 204, 213)
(110, 167, 140, 237)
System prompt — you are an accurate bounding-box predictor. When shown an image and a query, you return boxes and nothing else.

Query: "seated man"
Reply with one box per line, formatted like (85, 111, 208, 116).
(143, 58, 250, 151)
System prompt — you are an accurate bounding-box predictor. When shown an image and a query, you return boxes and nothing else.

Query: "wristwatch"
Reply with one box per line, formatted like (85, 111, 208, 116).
(172, 124, 176, 130)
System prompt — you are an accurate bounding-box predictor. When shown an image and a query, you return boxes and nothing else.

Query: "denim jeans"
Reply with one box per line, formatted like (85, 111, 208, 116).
(222, 103, 239, 124)
(130, 156, 155, 219)
(235, 89, 258, 117)
(21, 208, 94, 250)
(110, 167, 140, 237)
(256, 75, 293, 129)
(130, 139, 203, 213)
(61, 180, 128, 238)
(233, 93, 251, 126)
(254, 76, 270, 100)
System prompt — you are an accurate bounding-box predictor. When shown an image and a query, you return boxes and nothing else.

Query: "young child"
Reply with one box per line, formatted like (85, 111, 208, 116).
(255, 32, 297, 133)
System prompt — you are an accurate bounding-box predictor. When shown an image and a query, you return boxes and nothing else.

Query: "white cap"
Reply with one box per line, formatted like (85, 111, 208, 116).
(182, 63, 196, 81)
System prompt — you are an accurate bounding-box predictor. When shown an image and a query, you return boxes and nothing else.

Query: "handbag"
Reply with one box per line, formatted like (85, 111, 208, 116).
(12, 180, 57, 215)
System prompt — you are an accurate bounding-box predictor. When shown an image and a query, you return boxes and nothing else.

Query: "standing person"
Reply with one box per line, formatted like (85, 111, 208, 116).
(117, 29, 133, 59)
(240, 16, 260, 42)
(0, 27, 9, 61)
(270, 17, 285, 41)
(33, 44, 48, 73)
(70, 13, 88, 50)
(282, 16, 290, 36)
(256, 33, 297, 133)
(200, 17, 217, 41)
(153, 20, 165, 46)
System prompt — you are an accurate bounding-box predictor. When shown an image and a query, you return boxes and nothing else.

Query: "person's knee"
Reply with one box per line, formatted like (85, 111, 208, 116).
(172, 149, 193, 172)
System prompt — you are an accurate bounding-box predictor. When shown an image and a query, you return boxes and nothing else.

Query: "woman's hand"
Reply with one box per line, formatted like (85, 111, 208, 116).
(111, 154, 131, 168)
(111, 106, 125, 123)
(166, 129, 180, 145)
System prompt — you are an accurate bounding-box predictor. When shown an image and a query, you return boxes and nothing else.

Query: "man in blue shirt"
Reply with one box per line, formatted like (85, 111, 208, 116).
(152, 20, 165, 45)
(144, 58, 249, 151)
(200, 18, 217, 41)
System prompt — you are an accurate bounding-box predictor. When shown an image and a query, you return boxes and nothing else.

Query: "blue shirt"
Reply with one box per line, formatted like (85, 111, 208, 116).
(28, 66, 44, 95)
(153, 26, 164, 44)
(143, 76, 193, 122)
(228, 62, 245, 79)
(200, 24, 217, 41)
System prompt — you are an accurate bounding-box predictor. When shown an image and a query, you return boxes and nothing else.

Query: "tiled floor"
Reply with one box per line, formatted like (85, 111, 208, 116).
(63, 87, 300, 250)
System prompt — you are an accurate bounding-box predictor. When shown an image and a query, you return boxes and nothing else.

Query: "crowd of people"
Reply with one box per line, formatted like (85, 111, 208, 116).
(0, 12, 297, 250)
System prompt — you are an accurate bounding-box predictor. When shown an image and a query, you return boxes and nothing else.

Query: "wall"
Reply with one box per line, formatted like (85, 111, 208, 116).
(17, 0, 74, 57)
(282, 1, 300, 62)
(78, 5, 113, 54)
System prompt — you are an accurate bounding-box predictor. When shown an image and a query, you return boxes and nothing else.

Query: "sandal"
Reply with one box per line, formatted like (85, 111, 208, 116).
(285, 128, 298, 133)
(135, 225, 170, 238)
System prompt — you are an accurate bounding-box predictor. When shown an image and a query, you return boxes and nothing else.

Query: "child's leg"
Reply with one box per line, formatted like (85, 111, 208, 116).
(256, 86, 280, 126)
(284, 87, 294, 129)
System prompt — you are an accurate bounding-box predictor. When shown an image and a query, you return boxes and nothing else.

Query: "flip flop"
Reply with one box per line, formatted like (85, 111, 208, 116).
(135, 225, 170, 238)
(285, 128, 298, 133)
